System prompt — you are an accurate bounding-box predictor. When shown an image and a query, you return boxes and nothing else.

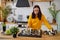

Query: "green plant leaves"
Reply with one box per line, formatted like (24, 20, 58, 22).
(48, 3, 60, 19)
(10, 27, 19, 34)
(2, 23, 6, 27)
(0, 6, 11, 21)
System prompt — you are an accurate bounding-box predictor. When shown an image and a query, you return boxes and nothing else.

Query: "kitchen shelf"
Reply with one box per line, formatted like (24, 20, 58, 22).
(30, 0, 53, 2)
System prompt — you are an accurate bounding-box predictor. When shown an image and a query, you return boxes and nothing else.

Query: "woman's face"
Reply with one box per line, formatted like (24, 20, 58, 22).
(33, 7, 39, 15)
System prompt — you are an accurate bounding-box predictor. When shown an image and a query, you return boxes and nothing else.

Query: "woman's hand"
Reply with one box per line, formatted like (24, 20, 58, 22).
(26, 24, 29, 28)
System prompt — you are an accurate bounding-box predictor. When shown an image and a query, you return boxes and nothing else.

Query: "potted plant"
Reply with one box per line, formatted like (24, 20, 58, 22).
(2, 23, 6, 32)
(48, 3, 60, 23)
(0, 6, 11, 32)
(10, 27, 19, 38)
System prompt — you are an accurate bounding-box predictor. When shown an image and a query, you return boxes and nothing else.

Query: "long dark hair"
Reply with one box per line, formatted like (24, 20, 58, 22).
(32, 5, 42, 20)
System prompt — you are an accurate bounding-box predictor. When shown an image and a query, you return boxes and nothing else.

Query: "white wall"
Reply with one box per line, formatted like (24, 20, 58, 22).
(53, 0, 60, 10)
(11, 0, 60, 22)
(12, 1, 53, 22)
(14, 7, 33, 21)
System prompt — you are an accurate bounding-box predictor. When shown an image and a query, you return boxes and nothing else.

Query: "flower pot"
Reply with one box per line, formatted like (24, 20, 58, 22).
(53, 19, 56, 24)
(13, 34, 17, 38)
(3, 26, 6, 32)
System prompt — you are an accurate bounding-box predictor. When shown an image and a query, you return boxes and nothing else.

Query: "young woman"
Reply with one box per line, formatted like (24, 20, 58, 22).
(28, 5, 55, 37)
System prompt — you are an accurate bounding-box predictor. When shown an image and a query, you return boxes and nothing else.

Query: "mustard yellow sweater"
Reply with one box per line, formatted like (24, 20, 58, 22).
(28, 14, 52, 30)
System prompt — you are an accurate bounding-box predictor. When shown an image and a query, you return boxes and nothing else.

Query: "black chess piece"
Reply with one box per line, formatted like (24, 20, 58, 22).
(47, 29, 57, 36)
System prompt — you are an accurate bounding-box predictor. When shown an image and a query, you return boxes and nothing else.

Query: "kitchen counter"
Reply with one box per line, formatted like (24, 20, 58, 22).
(0, 31, 60, 40)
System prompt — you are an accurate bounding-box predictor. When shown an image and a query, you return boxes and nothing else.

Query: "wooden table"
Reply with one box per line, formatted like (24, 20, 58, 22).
(0, 32, 60, 40)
